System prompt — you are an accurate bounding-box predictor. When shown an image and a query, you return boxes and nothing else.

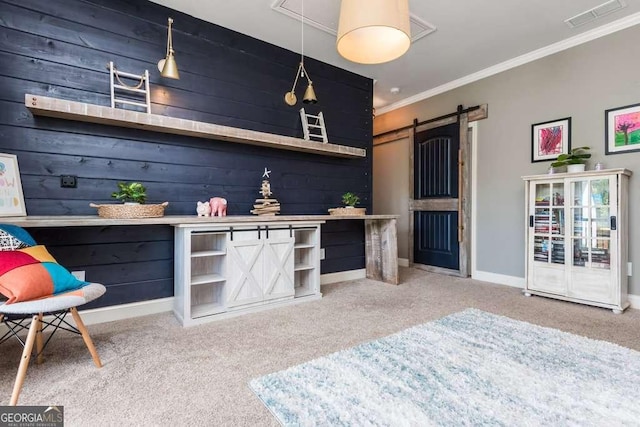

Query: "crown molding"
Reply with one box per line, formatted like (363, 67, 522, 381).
(376, 12, 640, 116)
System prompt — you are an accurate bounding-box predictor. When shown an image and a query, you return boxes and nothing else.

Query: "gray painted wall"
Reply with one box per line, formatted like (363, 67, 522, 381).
(374, 24, 640, 295)
(373, 137, 410, 260)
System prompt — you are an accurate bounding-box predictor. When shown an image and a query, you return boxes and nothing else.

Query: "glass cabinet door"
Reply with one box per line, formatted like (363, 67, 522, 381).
(532, 182, 565, 264)
(570, 178, 612, 269)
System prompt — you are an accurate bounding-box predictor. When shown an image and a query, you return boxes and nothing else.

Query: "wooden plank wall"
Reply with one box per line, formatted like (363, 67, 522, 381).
(0, 0, 372, 308)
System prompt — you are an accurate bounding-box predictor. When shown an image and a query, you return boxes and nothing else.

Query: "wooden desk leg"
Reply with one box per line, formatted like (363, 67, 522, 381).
(365, 218, 398, 285)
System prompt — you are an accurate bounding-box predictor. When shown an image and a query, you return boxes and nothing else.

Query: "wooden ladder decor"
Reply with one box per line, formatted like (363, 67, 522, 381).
(108, 61, 151, 113)
(300, 108, 328, 143)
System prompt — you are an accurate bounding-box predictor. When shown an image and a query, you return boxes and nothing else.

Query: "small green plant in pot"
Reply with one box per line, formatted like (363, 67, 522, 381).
(342, 192, 360, 208)
(551, 146, 591, 172)
(111, 182, 147, 204)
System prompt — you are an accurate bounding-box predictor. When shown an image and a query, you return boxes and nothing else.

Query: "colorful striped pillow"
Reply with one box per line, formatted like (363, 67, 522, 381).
(0, 245, 87, 304)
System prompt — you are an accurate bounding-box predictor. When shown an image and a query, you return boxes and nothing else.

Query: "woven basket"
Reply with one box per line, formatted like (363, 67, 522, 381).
(328, 207, 366, 216)
(90, 202, 169, 219)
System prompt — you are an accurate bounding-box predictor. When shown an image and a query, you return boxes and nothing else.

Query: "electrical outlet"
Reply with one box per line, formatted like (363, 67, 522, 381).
(60, 175, 77, 188)
(71, 270, 85, 281)
(320, 248, 325, 260)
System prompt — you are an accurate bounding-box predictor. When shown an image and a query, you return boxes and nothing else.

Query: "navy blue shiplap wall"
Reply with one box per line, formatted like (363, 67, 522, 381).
(0, 0, 372, 308)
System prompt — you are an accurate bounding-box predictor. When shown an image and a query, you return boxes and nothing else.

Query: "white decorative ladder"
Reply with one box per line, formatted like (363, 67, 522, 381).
(299, 108, 328, 143)
(108, 61, 151, 113)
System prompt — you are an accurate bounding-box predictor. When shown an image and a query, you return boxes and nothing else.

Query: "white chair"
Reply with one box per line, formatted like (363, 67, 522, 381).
(0, 225, 106, 405)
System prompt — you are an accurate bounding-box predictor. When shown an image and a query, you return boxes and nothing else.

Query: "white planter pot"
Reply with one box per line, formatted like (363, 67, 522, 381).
(567, 164, 586, 173)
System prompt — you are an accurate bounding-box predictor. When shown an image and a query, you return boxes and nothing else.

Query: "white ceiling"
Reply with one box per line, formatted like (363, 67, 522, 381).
(149, 0, 640, 114)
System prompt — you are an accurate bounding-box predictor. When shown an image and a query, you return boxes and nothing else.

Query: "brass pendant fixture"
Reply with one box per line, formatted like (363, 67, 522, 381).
(158, 17, 180, 79)
(284, 62, 317, 106)
(284, 0, 317, 106)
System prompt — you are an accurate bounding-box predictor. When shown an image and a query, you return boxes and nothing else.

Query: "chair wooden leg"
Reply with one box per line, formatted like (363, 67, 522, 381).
(35, 313, 44, 364)
(10, 314, 39, 406)
(70, 307, 102, 368)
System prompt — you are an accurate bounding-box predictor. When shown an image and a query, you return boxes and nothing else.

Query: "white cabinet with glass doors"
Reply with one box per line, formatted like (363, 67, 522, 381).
(523, 169, 631, 313)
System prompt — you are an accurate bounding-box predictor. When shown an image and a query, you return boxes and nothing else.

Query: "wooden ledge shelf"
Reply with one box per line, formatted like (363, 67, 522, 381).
(25, 94, 366, 159)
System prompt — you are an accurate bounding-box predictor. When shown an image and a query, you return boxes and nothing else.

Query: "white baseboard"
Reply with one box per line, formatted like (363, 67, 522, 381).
(320, 269, 366, 285)
(628, 294, 640, 310)
(472, 270, 526, 288)
(398, 258, 409, 267)
(82, 269, 370, 325)
(83, 269, 370, 324)
(79, 297, 174, 326)
(473, 270, 640, 310)
(4, 268, 636, 329)
(0, 298, 174, 332)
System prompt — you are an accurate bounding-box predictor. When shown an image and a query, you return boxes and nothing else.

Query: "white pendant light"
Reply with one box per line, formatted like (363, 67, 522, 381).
(337, 0, 411, 64)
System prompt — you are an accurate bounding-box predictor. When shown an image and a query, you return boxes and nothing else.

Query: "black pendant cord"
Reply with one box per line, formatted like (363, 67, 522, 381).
(374, 104, 481, 139)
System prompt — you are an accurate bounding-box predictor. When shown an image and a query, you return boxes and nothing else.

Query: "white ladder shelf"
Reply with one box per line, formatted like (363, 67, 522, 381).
(108, 61, 151, 113)
(300, 108, 328, 143)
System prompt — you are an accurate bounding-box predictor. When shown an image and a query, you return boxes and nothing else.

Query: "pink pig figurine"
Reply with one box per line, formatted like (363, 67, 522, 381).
(209, 197, 228, 217)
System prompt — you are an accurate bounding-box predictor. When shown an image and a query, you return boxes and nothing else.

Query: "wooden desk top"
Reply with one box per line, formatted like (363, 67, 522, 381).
(0, 214, 399, 228)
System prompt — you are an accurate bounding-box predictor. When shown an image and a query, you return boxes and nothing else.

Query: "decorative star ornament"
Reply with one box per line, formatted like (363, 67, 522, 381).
(262, 167, 271, 179)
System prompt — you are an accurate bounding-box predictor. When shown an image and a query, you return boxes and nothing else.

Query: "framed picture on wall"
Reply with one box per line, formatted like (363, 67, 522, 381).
(605, 102, 640, 155)
(531, 117, 571, 163)
(0, 153, 26, 217)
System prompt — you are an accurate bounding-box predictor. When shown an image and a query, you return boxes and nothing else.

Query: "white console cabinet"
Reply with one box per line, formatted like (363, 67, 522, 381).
(174, 221, 322, 326)
(523, 169, 631, 313)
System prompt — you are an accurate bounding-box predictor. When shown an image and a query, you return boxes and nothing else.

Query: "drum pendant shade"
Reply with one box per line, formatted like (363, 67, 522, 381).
(337, 0, 411, 64)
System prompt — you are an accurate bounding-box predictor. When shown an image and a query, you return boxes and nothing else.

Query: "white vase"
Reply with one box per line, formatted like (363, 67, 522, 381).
(567, 164, 586, 173)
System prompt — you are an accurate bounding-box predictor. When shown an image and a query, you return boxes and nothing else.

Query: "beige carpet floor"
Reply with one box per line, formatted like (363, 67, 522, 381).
(1, 267, 639, 426)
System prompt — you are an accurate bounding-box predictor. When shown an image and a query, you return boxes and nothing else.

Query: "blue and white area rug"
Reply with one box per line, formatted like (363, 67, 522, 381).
(250, 309, 640, 426)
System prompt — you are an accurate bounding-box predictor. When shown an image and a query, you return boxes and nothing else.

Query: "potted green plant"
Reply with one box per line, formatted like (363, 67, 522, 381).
(342, 192, 360, 208)
(329, 192, 365, 216)
(551, 146, 591, 173)
(111, 182, 147, 204)
(91, 182, 168, 219)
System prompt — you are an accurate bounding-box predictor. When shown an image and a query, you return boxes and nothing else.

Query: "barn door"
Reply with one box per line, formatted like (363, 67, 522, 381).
(412, 122, 461, 271)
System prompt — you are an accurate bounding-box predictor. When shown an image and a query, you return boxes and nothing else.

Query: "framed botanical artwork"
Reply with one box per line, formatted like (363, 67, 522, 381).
(605, 102, 640, 155)
(531, 117, 571, 163)
(0, 153, 26, 217)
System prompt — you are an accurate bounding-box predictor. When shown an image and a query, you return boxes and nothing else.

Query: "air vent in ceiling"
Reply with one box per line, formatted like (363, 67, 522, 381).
(271, 0, 436, 43)
(565, 0, 627, 28)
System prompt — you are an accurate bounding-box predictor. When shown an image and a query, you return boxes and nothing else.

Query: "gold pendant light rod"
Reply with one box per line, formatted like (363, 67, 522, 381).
(158, 17, 180, 79)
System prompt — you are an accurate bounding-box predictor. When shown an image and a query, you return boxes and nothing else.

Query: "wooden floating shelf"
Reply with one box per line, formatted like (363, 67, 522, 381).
(25, 94, 366, 159)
